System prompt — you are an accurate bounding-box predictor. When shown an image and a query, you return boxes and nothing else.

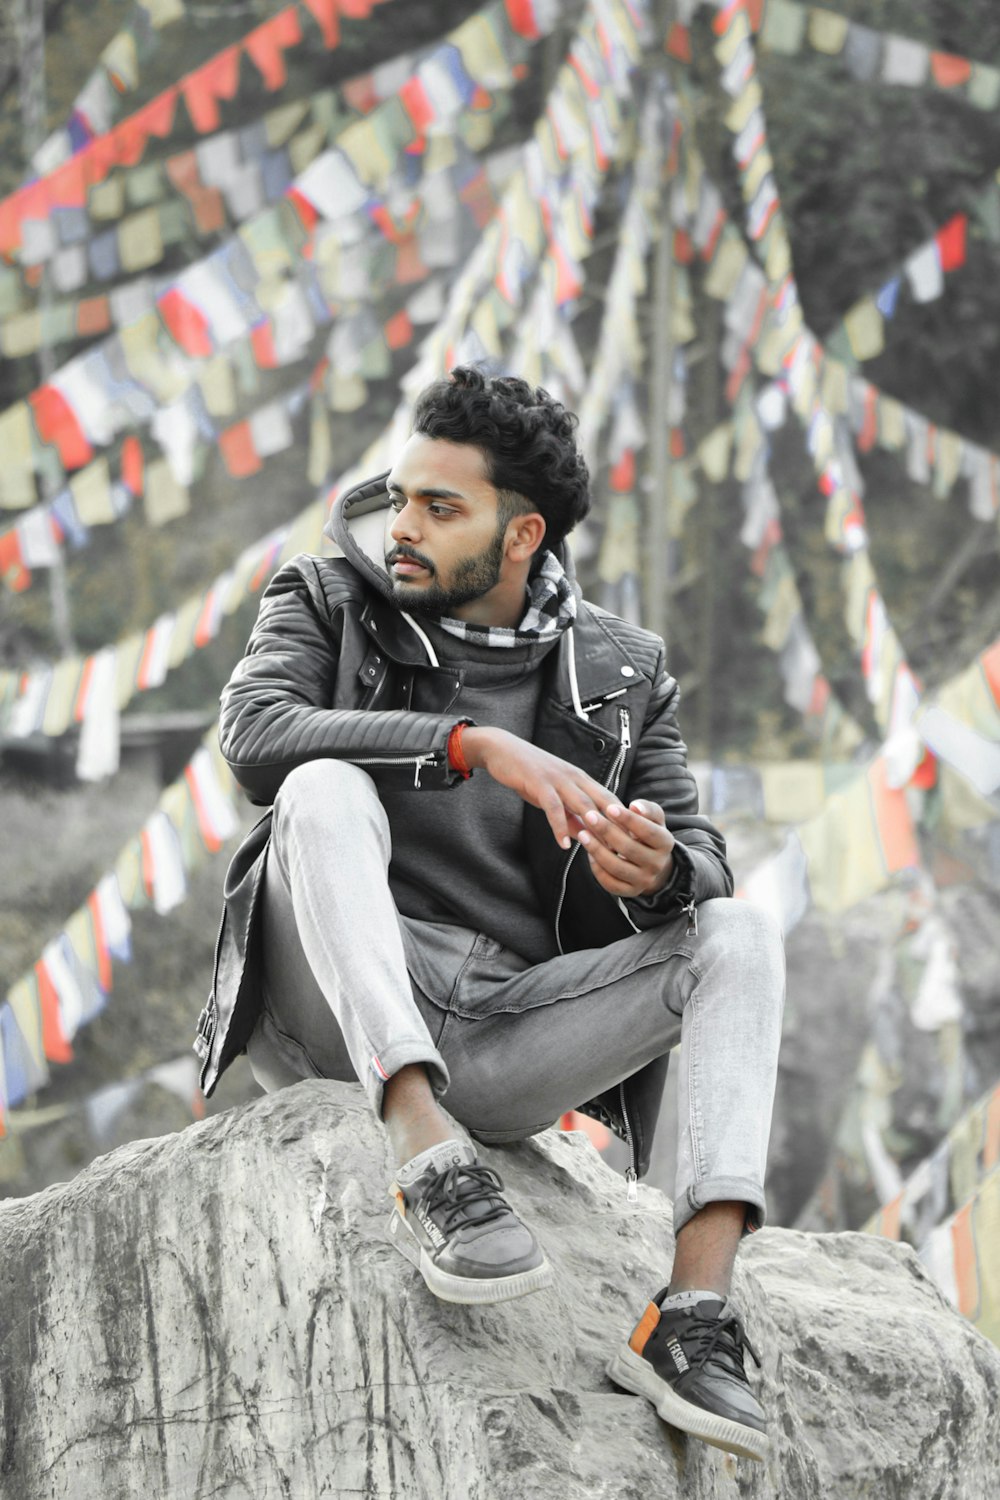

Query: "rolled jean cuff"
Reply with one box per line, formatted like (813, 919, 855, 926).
(369, 1038, 451, 1118)
(672, 1175, 767, 1239)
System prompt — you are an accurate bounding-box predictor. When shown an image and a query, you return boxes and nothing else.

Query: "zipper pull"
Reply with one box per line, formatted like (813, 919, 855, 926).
(619, 706, 631, 751)
(683, 897, 698, 937)
(413, 755, 429, 788)
(625, 1167, 638, 1203)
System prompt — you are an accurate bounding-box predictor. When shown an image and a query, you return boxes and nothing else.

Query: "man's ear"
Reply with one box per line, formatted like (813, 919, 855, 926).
(506, 512, 546, 561)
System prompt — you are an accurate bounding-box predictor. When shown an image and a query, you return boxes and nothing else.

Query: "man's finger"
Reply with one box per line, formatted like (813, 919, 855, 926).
(587, 854, 637, 895)
(604, 803, 671, 849)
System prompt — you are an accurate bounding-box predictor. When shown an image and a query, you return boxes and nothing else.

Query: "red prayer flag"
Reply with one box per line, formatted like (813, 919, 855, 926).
(35, 959, 74, 1064)
(182, 45, 242, 133)
(610, 449, 635, 492)
(157, 287, 214, 357)
(384, 309, 413, 349)
(86, 891, 113, 993)
(121, 434, 144, 497)
(0, 528, 31, 592)
(219, 420, 263, 478)
(245, 8, 302, 91)
(48, 155, 87, 209)
(665, 23, 691, 62)
(29, 386, 92, 471)
(981, 640, 1000, 706)
(506, 0, 541, 39)
(399, 75, 435, 133)
(930, 51, 972, 89)
(250, 319, 278, 368)
(868, 756, 920, 875)
(302, 0, 340, 47)
(935, 213, 968, 272)
(76, 296, 111, 337)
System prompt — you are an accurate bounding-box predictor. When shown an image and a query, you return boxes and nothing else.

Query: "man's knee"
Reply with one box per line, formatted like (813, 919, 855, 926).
(694, 897, 786, 992)
(273, 759, 390, 845)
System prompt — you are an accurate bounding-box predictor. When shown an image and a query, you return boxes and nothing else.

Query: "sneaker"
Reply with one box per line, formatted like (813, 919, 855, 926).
(606, 1289, 768, 1462)
(387, 1139, 553, 1305)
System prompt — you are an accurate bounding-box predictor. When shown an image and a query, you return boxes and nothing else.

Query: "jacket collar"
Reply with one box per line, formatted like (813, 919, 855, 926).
(360, 589, 647, 698)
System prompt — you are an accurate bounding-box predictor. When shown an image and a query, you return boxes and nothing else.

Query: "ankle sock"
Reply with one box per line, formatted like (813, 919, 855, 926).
(396, 1137, 474, 1186)
(660, 1288, 726, 1311)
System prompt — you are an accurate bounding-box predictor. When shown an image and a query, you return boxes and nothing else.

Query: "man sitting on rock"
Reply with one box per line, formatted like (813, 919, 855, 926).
(196, 366, 785, 1463)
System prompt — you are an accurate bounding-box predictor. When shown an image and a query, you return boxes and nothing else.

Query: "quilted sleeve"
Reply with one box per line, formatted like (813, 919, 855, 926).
(219, 559, 468, 804)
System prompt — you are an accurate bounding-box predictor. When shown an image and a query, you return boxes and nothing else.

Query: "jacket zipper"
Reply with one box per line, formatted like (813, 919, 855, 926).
(351, 752, 438, 788)
(554, 706, 632, 954)
(620, 1080, 639, 1201)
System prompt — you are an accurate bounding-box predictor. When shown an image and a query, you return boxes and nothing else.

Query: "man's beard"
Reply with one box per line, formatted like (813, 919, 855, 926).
(385, 524, 506, 617)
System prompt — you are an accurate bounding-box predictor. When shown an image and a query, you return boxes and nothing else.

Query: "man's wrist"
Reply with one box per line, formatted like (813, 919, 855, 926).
(459, 725, 503, 771)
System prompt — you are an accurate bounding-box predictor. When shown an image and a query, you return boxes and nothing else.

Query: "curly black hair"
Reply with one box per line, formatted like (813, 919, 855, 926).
(411, 366, 591, 551)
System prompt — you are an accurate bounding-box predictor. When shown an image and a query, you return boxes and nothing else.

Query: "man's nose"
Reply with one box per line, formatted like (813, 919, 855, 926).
(389, 500, 421, 544)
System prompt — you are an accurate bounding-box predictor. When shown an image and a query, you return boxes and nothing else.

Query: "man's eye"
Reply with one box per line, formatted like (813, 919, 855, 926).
(428, 504, 454, 517)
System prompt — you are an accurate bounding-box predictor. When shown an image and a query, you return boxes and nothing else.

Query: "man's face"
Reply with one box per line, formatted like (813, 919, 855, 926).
(384, 433, 512, 617)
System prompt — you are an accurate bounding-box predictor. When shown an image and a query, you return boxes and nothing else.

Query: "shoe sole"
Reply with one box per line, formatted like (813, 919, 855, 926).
(387, 1207, 553, 1305)
(606, 1345, 769, 1463)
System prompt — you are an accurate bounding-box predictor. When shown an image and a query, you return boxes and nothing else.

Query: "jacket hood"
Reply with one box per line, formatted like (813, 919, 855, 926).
(322, 469, 581, 604)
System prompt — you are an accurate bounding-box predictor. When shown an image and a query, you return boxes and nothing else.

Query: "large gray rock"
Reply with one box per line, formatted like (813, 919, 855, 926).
(2, 1080, 998, 1499)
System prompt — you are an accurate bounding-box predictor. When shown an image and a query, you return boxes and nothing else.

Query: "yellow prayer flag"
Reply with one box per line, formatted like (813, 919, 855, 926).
(1, 311, 43, 359)
(145, 0, 185, 26)
(844, 297, 885, 362)
(714, 7, 751, 64)
(761, 572, 799, 651)
(197, 355, 237, 418)
(743, 148, 774, 202)
(937, 762, 997, 833)
(471, 296, 502, 357)
(264, 100, 310, 149)
(338, 119, 392, 187)
(598, 494, 640, 584)
(844, 550, 876, 647)
(329, 371, 367, 413)
(460, 112, 495, 155)
(798, 771, 888, 912)
(0, 404, 36, 508)
(759, 761, 830, 824)
(933, 431, 963, 499)
(8, 977, 46, 1071)
(115, 841, 143, 907)
(167, 596, 203, 669)
(308, 399, 332, 487)
(763, 228, 791, 283)
(41, 656, 83, 737)
(877, 395, 906, 449)
(144, 457, 190, 526)
(704, 234, 748, 301)
(88, 174, 125, 221)
(725, 80, 762, 135)
(697, 423, 733, 483)
(118, 207, 163, 274)
(808, 8, 850, 54)
(115, 633, 145, 707)
(937, 656, 1000, 741)
(820, 356, 849, 414)
(101, 31, 139, 90)
(70, 456, 116, 526)
(455, 12, 514, 88)
(972, 1169, 1000, 1345)
(289, 122, 328, 178)
(734, 404, 765, 481)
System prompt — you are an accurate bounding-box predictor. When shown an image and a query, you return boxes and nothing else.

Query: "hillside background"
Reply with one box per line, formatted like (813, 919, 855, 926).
(0, 0, 997, 1300)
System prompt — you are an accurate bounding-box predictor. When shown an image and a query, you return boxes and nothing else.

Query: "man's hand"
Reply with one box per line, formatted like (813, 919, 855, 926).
(574, 799, 676, 899)
(460, 729, 675, 898)
(461, 726, 624, 851)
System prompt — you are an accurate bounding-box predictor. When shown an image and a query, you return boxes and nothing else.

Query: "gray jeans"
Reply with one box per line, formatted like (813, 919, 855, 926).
(246, 760, 785, 1235)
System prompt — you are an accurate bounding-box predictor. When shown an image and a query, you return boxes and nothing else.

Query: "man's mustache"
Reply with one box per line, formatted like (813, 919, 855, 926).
(386, 546, 435, 574)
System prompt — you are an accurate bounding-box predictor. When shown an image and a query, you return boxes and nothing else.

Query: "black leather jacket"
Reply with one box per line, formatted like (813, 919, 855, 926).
(195, 480, 733, 1183)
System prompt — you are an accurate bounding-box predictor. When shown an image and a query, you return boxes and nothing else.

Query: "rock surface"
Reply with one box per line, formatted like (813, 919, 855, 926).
(2, 1080, 999, 1500)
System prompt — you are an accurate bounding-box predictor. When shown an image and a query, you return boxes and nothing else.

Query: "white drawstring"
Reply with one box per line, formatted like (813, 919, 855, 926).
(399, 611, 440, 667)
(566, 626, 587, 721)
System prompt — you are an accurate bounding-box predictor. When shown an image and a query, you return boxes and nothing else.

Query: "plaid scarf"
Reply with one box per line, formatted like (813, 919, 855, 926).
(433, 550, 577, 648)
